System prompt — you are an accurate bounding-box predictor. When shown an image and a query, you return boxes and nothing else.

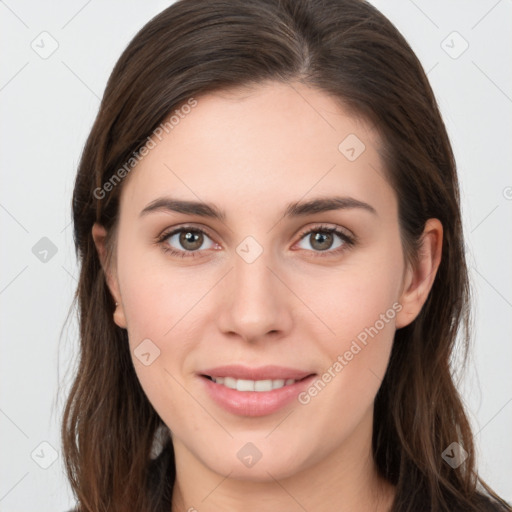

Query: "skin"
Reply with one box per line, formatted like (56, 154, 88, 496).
(93, 81, 442, 512)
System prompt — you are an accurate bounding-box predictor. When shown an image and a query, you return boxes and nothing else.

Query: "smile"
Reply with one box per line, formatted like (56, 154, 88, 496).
(205, 376, 299, 391)
(198, 365, 316, 416)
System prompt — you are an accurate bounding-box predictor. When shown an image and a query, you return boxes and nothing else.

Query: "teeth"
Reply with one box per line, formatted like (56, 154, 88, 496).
(255, 379, 273, 391)
(237, 379, 255, 392)
(210, 376, 298, 391)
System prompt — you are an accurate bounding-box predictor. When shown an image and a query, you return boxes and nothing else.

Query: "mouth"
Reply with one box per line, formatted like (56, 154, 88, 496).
(198, 365, 316, 417)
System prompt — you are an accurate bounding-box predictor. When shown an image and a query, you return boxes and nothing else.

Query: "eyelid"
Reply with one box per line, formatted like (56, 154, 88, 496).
(294, 223, 355, 244)
(156, 223, 218, 244)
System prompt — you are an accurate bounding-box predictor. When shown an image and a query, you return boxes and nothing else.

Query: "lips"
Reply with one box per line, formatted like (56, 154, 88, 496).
(198, 365, 316, 416)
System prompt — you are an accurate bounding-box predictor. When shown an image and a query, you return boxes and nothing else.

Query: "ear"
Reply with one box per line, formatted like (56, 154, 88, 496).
(92, 222, 127, 329)
(395, 218, 443, 329)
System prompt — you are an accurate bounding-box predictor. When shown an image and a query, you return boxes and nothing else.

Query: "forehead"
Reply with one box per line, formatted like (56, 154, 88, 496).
(120, 81, 394, 221)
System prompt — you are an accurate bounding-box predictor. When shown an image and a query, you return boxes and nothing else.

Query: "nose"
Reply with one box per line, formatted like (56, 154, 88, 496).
(216, 248, 293, 344)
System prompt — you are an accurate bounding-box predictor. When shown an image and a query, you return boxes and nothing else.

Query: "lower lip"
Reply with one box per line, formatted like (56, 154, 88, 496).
(200, 375, 316, 417)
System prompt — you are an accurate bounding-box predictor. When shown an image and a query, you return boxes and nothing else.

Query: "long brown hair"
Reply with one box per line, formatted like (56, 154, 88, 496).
(63, 1, 511, 510)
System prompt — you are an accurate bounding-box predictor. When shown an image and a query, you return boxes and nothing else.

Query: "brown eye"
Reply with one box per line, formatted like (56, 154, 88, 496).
(179, 230, 204, 250)
(163, 228, 216, 253)
(296, 226, 353, 255)
(309, 231, 334, 251)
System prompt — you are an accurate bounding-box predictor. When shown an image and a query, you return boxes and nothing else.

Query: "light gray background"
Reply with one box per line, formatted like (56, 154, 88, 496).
(0, 1, 511, 510)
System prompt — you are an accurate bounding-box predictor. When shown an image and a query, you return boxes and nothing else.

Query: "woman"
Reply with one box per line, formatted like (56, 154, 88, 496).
(63, 0, 511, 510)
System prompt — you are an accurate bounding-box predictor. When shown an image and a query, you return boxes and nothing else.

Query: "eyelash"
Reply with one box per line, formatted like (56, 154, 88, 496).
(156, 224, 356, 259)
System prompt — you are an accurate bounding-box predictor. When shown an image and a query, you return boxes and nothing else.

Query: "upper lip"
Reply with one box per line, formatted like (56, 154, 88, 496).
(199, 365, 315, 381)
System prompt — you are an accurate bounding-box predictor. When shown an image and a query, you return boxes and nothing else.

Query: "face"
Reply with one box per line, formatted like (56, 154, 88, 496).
(99, 81, 417, 482)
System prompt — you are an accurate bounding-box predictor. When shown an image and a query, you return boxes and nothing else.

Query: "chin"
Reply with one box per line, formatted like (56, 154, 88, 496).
(192, 435, 315, 482)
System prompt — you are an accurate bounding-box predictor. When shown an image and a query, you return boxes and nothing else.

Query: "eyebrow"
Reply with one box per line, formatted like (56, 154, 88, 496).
(139, 195, 377, 220)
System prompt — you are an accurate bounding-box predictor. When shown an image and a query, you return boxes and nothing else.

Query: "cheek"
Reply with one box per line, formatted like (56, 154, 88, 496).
(116, 260, 202, 428)
(292, 247, 402, 408)
(292, 273, 399, 449)
(295, 251, 402, 351)
(115, 242, 218, 408)
(116, 238, 203, 343)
